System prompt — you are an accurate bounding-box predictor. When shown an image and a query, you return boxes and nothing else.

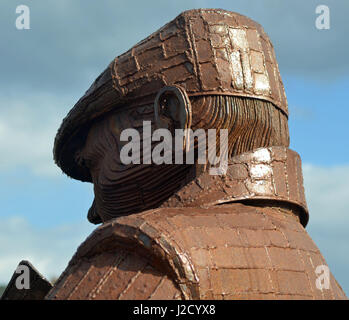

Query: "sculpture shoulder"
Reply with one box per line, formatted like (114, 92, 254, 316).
(45, 205, 285, 300)
(45, 210, 186, 300)
(46, 206, 347, 300)
(46, 205, 245, 300)
(46, 247, 180, 300)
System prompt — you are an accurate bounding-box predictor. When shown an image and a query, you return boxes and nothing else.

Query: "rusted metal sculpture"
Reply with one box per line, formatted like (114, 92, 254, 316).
(45, 9, 346, 299)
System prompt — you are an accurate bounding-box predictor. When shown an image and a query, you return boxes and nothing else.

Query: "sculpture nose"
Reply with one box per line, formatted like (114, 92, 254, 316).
(87, 199, 102, 224)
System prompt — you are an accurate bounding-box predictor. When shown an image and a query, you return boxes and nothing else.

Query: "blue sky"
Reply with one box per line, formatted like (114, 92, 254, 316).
(0, 0, 348, 295)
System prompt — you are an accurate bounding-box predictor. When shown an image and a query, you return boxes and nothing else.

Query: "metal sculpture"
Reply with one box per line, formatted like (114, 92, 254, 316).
(9, 9, 346, 300)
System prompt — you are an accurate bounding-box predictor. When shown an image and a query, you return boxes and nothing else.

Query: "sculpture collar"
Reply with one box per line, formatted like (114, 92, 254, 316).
(161, 146, 309, 227)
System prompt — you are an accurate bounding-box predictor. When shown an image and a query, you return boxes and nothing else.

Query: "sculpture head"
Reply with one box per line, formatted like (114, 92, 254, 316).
(54, 9, 290, 224)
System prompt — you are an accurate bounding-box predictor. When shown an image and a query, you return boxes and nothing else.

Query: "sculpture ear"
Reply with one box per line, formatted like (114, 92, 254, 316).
(154, 85, 192, 150)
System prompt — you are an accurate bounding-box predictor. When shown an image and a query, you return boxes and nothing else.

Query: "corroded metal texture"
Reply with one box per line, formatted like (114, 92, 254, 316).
(161, 146, 309, 227)
(45, 203, 346, 300)
(45, 247, 181, 300)
(111, 9, 287, 113)
(53, 9, 287, 181)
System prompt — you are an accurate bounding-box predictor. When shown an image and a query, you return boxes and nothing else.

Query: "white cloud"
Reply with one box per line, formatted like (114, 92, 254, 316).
(288, 105, 316, 121)
(0, 216, 95, 284)
(0, 93, 70, 177)
(303, 163, 349, 295)
(303, 163, 349, 227)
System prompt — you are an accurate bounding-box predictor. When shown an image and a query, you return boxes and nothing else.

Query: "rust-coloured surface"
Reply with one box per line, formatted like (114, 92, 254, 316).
(161, 146, 309, 227)
(110, 9, 287, 112)
(46, 249, 181, 300)
(46, 203, 346, 300)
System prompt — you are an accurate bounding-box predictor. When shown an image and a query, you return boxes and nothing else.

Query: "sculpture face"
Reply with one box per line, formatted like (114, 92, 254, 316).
(80, 95, 290, 223)
(80, 102, 194, 222)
